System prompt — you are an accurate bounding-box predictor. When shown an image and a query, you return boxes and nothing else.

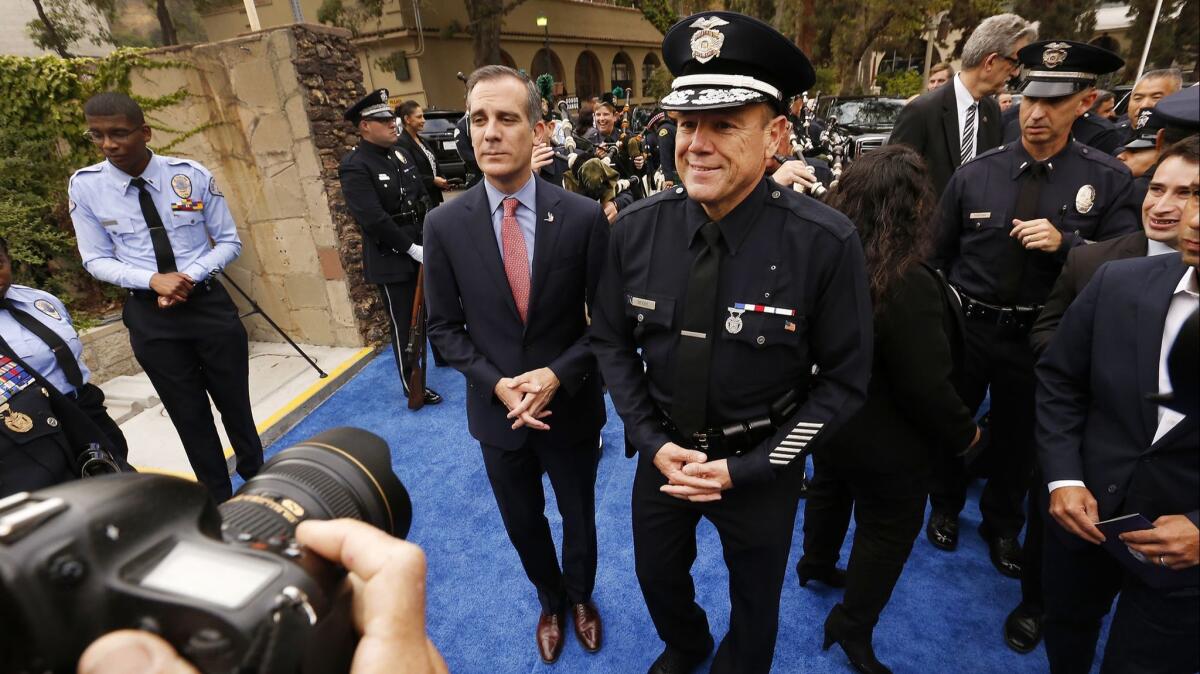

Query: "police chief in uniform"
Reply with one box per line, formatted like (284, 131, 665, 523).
(927, 42, 1139, 577)
(339, 89, 441, 406)
(591, 13, 873, 674)
(68, 92, 263, 502)
(1, 239, 128, 463)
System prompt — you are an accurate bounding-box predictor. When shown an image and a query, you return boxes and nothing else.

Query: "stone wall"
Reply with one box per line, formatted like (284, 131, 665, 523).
(79, 321, 140, 383)
(128, 23, 387, 347)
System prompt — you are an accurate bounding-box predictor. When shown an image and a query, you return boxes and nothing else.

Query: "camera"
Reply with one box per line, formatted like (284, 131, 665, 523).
(0, 427, 411, 673)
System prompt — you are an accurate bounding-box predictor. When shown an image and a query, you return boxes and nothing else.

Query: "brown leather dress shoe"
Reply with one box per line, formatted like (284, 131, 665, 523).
(572, 602, 603, 653)
(537, 611, 566, 664)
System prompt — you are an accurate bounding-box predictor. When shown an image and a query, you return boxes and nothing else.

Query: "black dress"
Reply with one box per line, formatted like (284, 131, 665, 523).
(801, 263, 976, 636)
(396, 130, 444, 207)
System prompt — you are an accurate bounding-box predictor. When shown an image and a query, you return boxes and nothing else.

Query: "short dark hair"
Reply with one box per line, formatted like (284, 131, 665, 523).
(83, 92, 145, 125)
(1159, 134, 1200, 168)
(464, 65, 541, 128)
(396, 100, 422, 122)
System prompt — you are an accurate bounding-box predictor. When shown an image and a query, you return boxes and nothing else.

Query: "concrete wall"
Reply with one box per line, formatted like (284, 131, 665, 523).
(80, 321, 139, 383)
(128, 24, 375, 348)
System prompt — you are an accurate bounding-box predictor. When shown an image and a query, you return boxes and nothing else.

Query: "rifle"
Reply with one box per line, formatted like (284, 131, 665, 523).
(405, 265, 427, 410)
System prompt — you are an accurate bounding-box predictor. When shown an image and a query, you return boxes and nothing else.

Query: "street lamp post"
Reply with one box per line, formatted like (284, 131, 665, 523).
(537, 16, 551, 83)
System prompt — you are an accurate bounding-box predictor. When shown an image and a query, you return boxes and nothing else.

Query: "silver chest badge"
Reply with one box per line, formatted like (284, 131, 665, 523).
(394, 150, 407, 164)
(725, 307, 744, 335)
(170, 174, 192, 199)
(1042, 42, 1070, 69)
(690, 16, 730, 64)
(1075, 185, 1096, 214)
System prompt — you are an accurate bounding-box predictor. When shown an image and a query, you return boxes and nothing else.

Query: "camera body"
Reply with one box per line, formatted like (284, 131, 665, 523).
(0, 428, 411, 673)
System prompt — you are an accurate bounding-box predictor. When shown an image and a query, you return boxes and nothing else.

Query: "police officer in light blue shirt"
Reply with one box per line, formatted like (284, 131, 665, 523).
(67, 91, 263, 502)
(0, 237, 129, 464)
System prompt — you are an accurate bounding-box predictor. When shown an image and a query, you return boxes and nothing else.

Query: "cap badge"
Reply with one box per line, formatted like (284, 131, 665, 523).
(1136, 108, 1151, 130)
(1075, 184, 1096, 214)
(170, 173, 192, 199)
(1042, 42, 1070, 69)
(689, 16, 729, 64)
(379, 90, 388, 103)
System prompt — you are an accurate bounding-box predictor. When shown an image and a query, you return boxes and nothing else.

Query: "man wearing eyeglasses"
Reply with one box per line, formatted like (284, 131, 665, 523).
(68, 91, 263, 502)
(890, 13, 1035, 199)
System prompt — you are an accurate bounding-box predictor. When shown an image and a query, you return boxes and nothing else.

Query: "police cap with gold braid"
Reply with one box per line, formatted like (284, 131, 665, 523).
(659, 11, 815, 112)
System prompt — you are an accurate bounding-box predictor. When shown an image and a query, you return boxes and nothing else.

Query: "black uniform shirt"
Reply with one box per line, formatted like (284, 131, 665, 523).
(338, 140, 429, 283)
(656, 120, 679, 184)
(933, 140, 1139, 306)
(591, 179, 873, 487)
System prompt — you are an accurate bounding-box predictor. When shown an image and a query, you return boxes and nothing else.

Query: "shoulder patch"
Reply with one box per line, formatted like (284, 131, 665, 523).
(659, 128, 669, 137)
(33, 298, 63, 321)
(208, 176, 223, 197)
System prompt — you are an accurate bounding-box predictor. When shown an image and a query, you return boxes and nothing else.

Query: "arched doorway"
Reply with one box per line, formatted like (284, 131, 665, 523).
(530, 48, 565, 86)
(611, 51, 635, 98)
(574, 50, 603, 100)
(499, 49, 517, 69)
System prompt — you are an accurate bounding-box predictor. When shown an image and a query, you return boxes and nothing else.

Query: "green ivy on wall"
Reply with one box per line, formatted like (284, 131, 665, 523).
(0, 48, 195, 314)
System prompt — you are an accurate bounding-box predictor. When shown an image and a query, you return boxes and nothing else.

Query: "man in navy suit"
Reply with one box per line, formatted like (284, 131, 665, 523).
(423, 65, 609, 665)
(1036, 175, 1199, 672)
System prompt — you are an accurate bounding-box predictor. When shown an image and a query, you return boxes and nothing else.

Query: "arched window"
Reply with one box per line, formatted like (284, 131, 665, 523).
(531, 48, 565, 86)
(611, 51, 635, 98)
(574, 50, 603, 100)
(641, 52, 662, 88)
(499, 49, 517, 69)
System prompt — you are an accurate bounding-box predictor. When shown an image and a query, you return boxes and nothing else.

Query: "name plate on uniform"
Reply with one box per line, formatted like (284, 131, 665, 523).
(969, 212, 991, 219)
(629, 296, 656, 310)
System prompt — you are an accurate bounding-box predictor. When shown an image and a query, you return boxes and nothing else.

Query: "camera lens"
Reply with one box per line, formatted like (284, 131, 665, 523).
(218, 427, 412, 544)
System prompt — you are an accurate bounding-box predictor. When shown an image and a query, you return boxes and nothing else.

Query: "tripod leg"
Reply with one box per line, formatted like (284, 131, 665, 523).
(217, 273, 329, 378)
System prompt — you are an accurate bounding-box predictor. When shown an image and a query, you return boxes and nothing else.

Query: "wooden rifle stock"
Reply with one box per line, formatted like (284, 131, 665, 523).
(405, 265, 427, 410)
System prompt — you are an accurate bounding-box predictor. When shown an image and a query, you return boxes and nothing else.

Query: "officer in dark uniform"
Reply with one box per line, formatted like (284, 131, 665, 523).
(1004, 103, 1124, 155)
(338, 89, 441, 406)
(70, 92, 262, 503)
(591, 12, 873, 674)
(0, 237, 128, 462)
(655, 115, 679, 189)
(453, 114, 482, 188)
(1116, 107, 1166, 208)
(927, 41, 1139, 578)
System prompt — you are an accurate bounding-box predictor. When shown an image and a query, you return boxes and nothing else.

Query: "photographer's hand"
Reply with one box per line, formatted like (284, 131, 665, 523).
(297, 519, 448, 674)
(78, 631, 198, 674)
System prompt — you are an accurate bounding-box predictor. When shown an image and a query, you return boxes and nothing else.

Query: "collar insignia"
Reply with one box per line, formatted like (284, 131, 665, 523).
(689, 16, 730, 64)
(1042, 42, 1070, 69)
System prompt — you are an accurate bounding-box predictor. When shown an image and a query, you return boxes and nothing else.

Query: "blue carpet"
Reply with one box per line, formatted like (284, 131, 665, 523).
(265, 348, 1110, 673)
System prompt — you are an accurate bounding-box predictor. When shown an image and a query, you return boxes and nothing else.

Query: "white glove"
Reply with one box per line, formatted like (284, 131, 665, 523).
(407, 244, 423, 264)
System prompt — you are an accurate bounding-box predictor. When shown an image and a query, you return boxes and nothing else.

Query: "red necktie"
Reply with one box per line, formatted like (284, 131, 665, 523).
(501, 197, 530, 322)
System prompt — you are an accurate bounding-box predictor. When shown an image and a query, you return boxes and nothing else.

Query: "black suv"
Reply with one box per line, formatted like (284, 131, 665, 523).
(815, 95, 906, 161)
(418, 109, 466, 182)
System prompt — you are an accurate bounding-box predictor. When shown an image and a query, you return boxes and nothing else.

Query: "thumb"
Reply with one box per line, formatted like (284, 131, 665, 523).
(78, 630, 199, 674)
(682, 450, 708, 464)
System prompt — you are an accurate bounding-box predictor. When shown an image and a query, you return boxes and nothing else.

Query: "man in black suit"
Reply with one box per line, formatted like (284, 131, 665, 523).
(423, 65, 609, 665)
(889, 13, 1035, 196)
(1035, 201, 1198, 673)
(339, 89, 441, 405)
(1003, 136, 1197, 654)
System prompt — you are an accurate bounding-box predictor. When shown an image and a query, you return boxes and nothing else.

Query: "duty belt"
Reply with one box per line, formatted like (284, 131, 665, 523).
(954, 286, 1044, 332)
(129, 280, 215, 301)
(655, 389, 800, 460)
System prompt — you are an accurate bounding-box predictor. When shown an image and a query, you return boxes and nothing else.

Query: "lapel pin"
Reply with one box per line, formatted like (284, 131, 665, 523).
(545, 212, 554, 223)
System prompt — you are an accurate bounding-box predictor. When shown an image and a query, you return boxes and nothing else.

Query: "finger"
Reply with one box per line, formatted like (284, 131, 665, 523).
(686, 492, 723, 502)
(511, 382, 544, 394)
(505, 394, 536, 419)
(1119, 529, 1161, 544)
(663, 470, 722, 491)
(78, 630, 201, 674)
(660, 483, 723, 497)
(1068, 510, 1105, 544)
(1126, 541, 1168, 557)
(518, 411, 549, 430)
(297, 519, 416, 581)
(535, 410, 553, 419)
(663, 448, 708, 465)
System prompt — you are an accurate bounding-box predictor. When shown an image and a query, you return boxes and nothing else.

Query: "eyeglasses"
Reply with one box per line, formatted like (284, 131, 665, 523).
(996, 53, 1022, 68)
(82, 129, 137, 144)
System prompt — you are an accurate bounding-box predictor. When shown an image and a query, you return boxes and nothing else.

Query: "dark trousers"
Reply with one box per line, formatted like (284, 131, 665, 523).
(930, 320, 1035, 537)
(801, 455, 927, 635)
(632, 448, 806, 674)
(481, 432, 600, 614)
(123, 284, 263, 502)
(1042, 512, 1200, 673)
(1019, 468, 1047, 610)
(378, 281, 416, 396)
(74, 382, 129, 464)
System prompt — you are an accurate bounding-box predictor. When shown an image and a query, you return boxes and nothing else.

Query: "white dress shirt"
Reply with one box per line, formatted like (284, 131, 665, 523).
(952, 74, 978, 161)
(1049, 264, 1199, 493)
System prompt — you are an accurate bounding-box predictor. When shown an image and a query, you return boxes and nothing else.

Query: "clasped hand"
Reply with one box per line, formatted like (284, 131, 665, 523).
(1011, 218, 1063, 252)
(494, 367, 560, 431)
(653, 442, 732, 502)
(150, 272, 194, 309)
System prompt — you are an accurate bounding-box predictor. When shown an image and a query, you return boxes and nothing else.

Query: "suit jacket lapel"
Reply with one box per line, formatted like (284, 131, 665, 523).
(941, 85, 961, 169)
(466, 182, 522, 322)
(1135, 256, 1186, 444)
(528, 175, 562, 327)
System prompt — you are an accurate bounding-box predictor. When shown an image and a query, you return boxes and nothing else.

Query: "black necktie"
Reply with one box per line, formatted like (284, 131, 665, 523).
(130, 177, 177, 273)
(671, 221, 723, 438)
(1, 298, 84, 388)
(1004, 161, 1049, 303)
(1012, 161, 1048, 222)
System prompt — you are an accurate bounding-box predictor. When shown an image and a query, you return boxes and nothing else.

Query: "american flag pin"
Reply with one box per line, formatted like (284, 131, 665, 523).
(784, 321, 796, 332)
(545, 212, 554, 222)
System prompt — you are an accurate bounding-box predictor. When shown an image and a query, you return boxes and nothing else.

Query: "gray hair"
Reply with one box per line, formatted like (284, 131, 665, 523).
(1138, 68, 1183, 91)
(960, 14, 1038, 70)
(465, 65, 541, 128)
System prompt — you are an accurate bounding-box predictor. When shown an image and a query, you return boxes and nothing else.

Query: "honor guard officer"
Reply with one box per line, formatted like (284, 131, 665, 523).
(68, 92, 264, 502)
(591, 12, 873, 674)
(339, 89, 441, 406)
(0, 237, 128, 463)
(927, 42, 1139, 576)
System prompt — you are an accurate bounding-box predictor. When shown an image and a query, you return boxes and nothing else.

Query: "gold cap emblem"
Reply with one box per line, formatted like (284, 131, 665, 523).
(689, 16, 730, 64)
(1042, 42, 1070, 69)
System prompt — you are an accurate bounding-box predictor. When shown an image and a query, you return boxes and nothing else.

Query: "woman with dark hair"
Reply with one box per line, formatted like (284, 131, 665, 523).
(395, 100, 447, 208)
(798, 145, 981, 674)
